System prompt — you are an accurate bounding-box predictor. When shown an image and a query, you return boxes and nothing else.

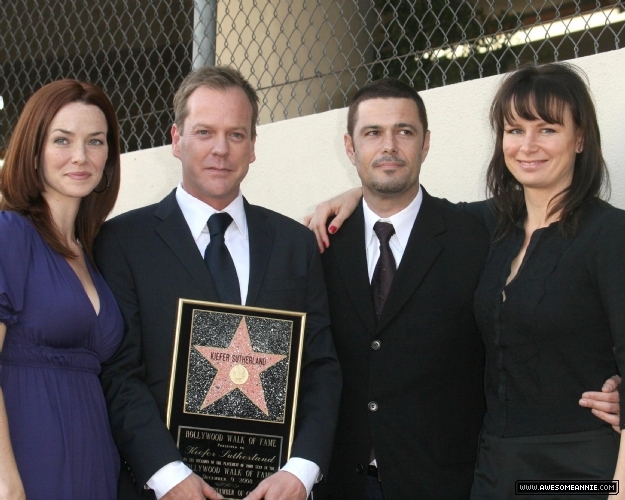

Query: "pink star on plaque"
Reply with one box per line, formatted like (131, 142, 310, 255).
(194, 317, 286, 415)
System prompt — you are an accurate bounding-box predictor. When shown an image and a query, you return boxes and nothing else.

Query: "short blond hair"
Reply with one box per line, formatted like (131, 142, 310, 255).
(173, 66, 259, 137)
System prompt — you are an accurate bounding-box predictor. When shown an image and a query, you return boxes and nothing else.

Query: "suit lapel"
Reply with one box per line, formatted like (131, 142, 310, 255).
(331, 202, 377, 334)
(154, 190, 219, 299)
(244, 200, 275, 306)
(376, 190, 445, 332)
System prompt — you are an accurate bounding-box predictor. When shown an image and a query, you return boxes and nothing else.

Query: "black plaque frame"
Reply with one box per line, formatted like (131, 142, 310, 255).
(166, 299, 306, 500)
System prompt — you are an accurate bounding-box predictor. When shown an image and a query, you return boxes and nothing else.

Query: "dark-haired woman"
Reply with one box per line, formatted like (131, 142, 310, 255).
(469, 63, 625, 499)
(305, 63, 625, 498)
(0, 80, 123, 499)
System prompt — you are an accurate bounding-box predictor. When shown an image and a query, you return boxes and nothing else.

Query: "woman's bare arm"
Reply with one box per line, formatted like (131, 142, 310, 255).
(303, 187, 363, 252)
(0, 323, 25, 500)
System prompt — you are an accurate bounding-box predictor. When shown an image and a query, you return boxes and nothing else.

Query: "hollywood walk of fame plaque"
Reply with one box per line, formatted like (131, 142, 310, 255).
(166, 299, 305, 499)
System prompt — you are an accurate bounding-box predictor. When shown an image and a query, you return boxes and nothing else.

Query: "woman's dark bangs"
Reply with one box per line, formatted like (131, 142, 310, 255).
(503, 79, 568, 125)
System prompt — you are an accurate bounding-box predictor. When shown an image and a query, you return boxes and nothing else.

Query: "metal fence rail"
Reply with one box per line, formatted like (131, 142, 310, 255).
(1, 0, 624, 154)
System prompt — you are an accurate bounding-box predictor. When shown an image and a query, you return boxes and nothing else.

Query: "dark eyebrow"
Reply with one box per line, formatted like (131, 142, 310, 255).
(51, 129, 106, 136)
(360, 123, 418, 132)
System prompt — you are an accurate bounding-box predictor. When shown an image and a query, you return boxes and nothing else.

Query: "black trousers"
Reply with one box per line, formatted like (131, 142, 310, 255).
(471, 427, 620, 500)
(363, 475, 385, 500)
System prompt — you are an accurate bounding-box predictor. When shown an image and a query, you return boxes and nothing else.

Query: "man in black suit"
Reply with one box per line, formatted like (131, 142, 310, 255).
(311, 79, 622, 499)
(315, 79, 490, 500)
(95, 67, 341, 500)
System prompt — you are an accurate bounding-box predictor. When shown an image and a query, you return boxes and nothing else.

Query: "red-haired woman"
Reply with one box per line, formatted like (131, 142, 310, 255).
(0, 80, 123, 499)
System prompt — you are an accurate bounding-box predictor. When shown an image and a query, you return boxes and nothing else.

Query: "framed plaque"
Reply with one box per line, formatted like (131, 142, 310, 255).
(166, 299, 306, 499)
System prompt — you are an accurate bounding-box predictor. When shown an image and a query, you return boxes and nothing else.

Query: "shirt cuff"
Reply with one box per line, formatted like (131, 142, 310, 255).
(281, 457, 320, 497)
(146, 461, 193, 499)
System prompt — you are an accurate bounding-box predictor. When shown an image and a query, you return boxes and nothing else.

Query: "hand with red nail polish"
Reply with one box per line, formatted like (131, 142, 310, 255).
(305, 188, 362, 253)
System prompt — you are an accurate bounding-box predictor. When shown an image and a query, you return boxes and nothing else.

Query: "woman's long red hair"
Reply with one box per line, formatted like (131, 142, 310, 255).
(0, 80, 120, 261)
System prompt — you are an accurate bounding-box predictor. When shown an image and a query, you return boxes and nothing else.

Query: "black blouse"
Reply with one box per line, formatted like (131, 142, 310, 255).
(466, 199, 625, 438)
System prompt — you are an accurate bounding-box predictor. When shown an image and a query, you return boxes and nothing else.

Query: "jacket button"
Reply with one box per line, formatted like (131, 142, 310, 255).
(368, 401, 378, 412)
(356, 463, 364, 474)
(371, 340, 381, 350)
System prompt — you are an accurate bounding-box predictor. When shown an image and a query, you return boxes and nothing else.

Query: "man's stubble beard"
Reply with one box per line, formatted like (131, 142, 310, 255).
(370, 174, 411, 194)
(368, 157, 417, 195)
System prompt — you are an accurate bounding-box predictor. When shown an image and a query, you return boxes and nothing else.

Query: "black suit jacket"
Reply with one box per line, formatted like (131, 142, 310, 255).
(95, 190, 341, 499)
(317, 190, 489, 500)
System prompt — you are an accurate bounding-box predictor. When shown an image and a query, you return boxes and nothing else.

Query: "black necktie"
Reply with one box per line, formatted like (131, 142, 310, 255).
(204, 212, 242, 305)
(371, 221, 396, 318)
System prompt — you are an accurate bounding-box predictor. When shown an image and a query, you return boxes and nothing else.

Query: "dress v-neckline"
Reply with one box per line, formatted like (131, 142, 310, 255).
(22, 215, 103, 317)
(59, 254, 102, 317)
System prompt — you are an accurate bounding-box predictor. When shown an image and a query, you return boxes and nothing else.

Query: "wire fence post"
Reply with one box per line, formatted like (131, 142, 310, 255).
(193, 0, 217, 69)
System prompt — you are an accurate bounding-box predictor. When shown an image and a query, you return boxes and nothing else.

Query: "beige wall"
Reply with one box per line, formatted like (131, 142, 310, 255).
(111, 48, 625, 221)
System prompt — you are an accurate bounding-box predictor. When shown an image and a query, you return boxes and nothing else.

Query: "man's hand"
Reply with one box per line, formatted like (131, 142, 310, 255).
(579, 375, 621, 433)
(161, 473, 223, 500)
(243, 471, 306, 500)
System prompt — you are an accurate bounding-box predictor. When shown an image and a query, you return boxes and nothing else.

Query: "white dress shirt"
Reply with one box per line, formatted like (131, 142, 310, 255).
(147, 183, 319, 498)
(176, 183, 250, 303)
(362, 186, 422, 468)
(363, 186, 423, 281)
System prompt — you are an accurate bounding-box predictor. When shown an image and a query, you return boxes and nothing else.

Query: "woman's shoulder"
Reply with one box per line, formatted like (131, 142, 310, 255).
(583, 200, 625, 227)
(446, 199, 497, 235)
(0, 211, 38, 248)
(576, 200, 625, 246)
(0, 212, 39, 324)
(597, 200, 625, 216)
(0, 210, 32, 228)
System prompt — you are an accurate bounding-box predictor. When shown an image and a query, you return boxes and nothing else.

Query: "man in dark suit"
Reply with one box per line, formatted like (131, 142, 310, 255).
(315, 79, 490, 500)
(309, 79, 623, 499)
(95, 67, 341, 500)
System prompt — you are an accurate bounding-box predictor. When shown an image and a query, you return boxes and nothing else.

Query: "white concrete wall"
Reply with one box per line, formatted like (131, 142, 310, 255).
(111, 48, 625, 221)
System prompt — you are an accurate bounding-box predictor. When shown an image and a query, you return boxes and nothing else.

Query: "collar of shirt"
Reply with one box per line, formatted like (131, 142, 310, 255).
(175, 182, 248, 243)
(175, 183, 250, 304)
(363, 186, 423, 280)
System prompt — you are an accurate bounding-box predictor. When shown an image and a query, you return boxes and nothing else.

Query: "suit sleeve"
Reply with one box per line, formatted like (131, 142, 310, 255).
(289, 230, 342, 476)
(95, 223, 183, 489)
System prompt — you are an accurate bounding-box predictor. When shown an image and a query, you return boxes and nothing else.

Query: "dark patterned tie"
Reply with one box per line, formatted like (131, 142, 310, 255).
(371, 221, 396, 319)
(204, 212, 242, 305)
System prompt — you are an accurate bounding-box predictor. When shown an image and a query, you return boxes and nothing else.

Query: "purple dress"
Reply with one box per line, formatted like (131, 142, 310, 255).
(0, 211, 123, 499)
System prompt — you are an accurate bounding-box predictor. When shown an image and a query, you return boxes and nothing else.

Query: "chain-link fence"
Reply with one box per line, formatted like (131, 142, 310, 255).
(1, 0, 624, 154)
